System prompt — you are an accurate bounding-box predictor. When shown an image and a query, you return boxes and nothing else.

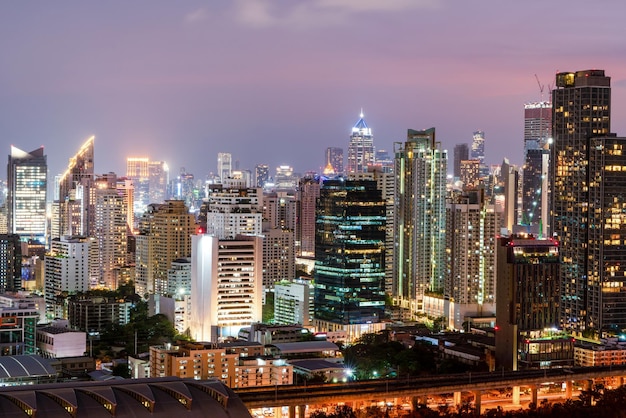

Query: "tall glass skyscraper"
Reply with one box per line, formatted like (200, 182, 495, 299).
(7, 146, 47, 244)
(347, 111, 375, 174)
(313, 179, 386, 329)
(551, 69, 612, 332)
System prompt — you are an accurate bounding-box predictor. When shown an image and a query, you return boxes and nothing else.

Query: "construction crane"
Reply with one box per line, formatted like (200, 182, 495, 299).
(535, 74, 545, 101)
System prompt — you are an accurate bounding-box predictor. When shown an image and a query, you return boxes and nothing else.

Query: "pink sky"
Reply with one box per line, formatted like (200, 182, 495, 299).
(2, 1, 626, 179)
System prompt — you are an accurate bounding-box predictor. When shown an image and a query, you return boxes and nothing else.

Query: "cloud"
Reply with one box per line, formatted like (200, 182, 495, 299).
(233, 0, 438, 29)
(185, 8, 209, 23)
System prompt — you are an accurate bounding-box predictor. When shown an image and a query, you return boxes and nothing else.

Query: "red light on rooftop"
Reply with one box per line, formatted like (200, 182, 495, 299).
(494, 325, 500, 331)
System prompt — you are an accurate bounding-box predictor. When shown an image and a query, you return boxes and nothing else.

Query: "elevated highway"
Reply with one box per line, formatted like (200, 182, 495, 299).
(236, 365, 626, 411)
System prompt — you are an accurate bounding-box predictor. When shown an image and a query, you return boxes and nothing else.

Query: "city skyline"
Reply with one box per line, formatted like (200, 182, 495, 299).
(2, 2, 626, 180)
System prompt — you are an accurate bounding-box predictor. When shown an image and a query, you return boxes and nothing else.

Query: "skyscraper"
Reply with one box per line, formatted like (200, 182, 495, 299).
(453, 143, 469, 179)
(347, 111, 375, 174)
(217, 152, 232, 181)
(313, 179, 386, 341)
(296, 176, 320, 257)
(7, 146, 47, 244)
(393, 128, 447, 314)
(255, 164, 269, 188)
(0, 234, 22, 293)
(470, 131, 485, 164)
(551, 69, 611, 332)
(127, 158, 168, 216)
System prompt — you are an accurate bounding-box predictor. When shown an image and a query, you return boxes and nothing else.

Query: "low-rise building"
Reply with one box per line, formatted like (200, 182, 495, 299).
(67, 295, 133, 332)
(238, 323, 313, 345)
(575, 339, 626, 367)
(37, 326, 86, 358)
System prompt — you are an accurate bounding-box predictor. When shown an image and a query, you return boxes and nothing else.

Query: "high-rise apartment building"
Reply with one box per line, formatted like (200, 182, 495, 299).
(190, 234, 263, 341)
(393, 128, 447, 314)
(93, 173, 128, 290)
(453, 143, 469, 179)
(444, 191, 500, 329)
(347, 111, 375, 174)
(551, 69, 612, 332)
(202, 179, 263, 240)
(7, 146, 47, 244)
(296, 176, 320, 257)
(135, 200, 195, 296)
(217, 153, 232, 181)
(44, 236, 97, 319)
(324, 147, 344, 176)
(262, 193, 296, 289)
(313, 179, 386, 340)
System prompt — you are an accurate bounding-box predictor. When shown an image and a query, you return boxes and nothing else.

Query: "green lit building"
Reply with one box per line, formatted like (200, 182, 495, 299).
(313, 179, 386, 340)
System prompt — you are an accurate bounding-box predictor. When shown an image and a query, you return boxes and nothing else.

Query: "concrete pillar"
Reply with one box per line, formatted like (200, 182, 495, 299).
(416, 395, 428, 406)
(565, 381, 572, 399)
(586, 379, 594, 391)
(274, 407, 281, 418)
(288, 405, 296, 418)
(298, 405, 305, 418)
(531, 386, 538, 407)
(619, 377, 625, 387)
(512, 386, 521, 406)
(453, 391, 462, 407)
(473, 390, 481, 415)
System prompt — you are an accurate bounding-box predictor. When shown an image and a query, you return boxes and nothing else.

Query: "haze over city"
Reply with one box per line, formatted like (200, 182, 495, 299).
(2, 1, 626, 179)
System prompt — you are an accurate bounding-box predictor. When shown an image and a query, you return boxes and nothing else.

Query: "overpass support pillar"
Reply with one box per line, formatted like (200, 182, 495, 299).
(512, 386, 521, 406)
(288, 405, 296, 418)
(565, 381, 572, 399)
(531, 385, 538, 407)
(415, 395, 428, 406)
(472, 390, 481, 415)
(298, 405, 306, 418)
(454, 391, 462, 407)
(586, 379, 594, 391)
(619, 377, 625, 388)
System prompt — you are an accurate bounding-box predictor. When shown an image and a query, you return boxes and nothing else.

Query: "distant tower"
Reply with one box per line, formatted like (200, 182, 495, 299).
(453, 143, 469, 179)
(313, 179, 386, 340)
(7, 146, 47, 244)
(470, 131, 485, 164)
(347, 111, 375, 174)
(296, 176, 320, 257)
(255, 164, 269, 188)
(324, 147, 344, 176)
(393, 128, 447, 313)
(217, 153, 232, 181)
(551, 70, 612, 332)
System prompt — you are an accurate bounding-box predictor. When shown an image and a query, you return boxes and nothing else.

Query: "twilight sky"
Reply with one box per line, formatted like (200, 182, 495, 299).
(2, 1, 626, 182)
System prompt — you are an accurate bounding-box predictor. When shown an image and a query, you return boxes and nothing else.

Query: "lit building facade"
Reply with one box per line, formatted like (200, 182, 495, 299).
(453, 143, 469, 179)
(551, 69, 612, 332)
(217, 152, 232, 181)
(274, 278, 313, 326)
(313, 179, 386, 337)
(7, 146, 47, 244)
(190, 234, 263, 341)
(296, 176, 320, 257)
(254, 164, 269, 188)
(203, 180, 263, 240)
(0, 234, 22, 293)
(347, 111, 375, 174)
(495, 235, 570, 370)
(393, 128, 447, 313)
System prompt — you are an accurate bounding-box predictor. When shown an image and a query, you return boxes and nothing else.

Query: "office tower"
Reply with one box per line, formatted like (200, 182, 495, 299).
(313, 179, 386, 340)
(470, 131, 485, 164)
(501, 158, 520, 234)
(273, 165, 298, 191)
(325, 147, 344, 176)
(444, 190, 500, 329)
(173, 168, 198, 211)
(255, 164, 269, 188)
(348, 169, 395, 293)
(495, 235, 571, 370)
(202, 179, 263, 240)
(135, 200, 195, 296)
(44, 236, 97, 319)
(524, 101, 553, 150)
(148, 160, 168, 204)
(347, 111, 375, 174)
(52, 137, 95, 240)
(374, 149, 394, 174)
(551, 70, 612, 332)
(7, 146, 47, 244)
(0, 234, 22, 292)
(115, 177, 135, 233)
(217, 152, 232, 181)
(93, 173, 128, 290)
(190, 234, 263, 341)
(262, 193, 296, 289)
(393, 128, 447, 313)
(453, 143, 469, 179)
(296, 176, 320, 257)
(459, 159, 480, 190)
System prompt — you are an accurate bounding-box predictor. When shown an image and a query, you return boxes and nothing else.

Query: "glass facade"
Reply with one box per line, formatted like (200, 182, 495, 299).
(314, 179, 386, 325)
